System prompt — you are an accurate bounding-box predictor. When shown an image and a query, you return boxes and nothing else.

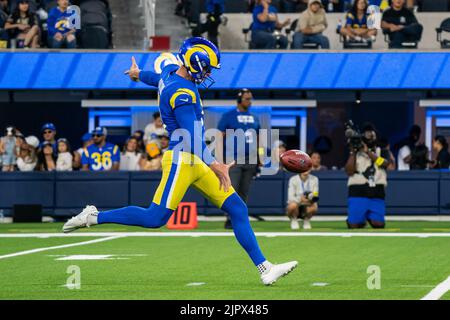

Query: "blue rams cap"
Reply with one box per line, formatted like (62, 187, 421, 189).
(81, 133, 92, 142)
(41, 123, 56, 132)
(91, 126, 107, 136)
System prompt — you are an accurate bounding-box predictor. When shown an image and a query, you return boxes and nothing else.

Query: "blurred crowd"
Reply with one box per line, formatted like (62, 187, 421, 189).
(0, 111, 171, 172)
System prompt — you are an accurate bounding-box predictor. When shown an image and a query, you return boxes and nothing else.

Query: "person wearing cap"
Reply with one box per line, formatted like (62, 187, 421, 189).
(39, 123, 57, 155)
(81, 127, 120, 171)
(292, 0, 330, 49)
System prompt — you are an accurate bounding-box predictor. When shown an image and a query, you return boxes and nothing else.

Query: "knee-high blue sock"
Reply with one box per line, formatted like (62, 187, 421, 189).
(98, 203, 173, 228)
(221, 193, 266, 266)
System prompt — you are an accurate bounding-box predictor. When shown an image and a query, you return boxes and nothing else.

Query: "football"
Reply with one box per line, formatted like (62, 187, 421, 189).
(280, 150, 312, 174)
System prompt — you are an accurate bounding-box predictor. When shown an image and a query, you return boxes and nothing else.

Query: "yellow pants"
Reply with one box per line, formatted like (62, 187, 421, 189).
(152, 150, 235, 210)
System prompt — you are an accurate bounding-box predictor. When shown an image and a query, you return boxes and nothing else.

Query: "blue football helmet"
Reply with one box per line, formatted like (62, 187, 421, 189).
(177, 37, 221, 88)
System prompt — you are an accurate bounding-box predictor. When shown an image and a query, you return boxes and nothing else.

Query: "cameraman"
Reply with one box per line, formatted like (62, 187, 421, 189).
(345, 123, 392, 229)
(286, 169, 319, 230)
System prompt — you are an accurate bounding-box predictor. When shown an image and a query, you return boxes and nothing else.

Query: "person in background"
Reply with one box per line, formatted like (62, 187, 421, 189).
(345, 123, 392, 229)
(139, 139, 162, 171)
(191, 0, 226, 47)
(292, 0, 330, 49)
(431, 136, 450, 170)
(0, 126, 17, 171)
(217, 88, 262, 229)
(144, 112, 166, 145)
(74, 132, 92, 170)
(340, 0, 377, 42)
(410, 144, 430, 170)
(378, 137, 396, 171)
(251, 0, 290, 49)
(17, 135, 39, 172)
(47, 0, 76, 49)
(81, 127, 120, 171)
(159, 133, 169, 154)
(132, 130, 145, 153)
(37, 141, 56, 171)
(39, 122, 57, 155)
(310, 151, 328, 171)
(286, 169, 319, 230)
(56, 138, 73, 171)
(381, 0, 423, 48)
(4, 0, 39, 48)
(120, 136, 141, 171)
(396, 124, 421, 171)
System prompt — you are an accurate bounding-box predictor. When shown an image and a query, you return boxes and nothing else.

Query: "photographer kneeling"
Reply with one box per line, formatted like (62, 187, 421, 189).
(286, 169, 319, 230)
(345, 123, 392, 229)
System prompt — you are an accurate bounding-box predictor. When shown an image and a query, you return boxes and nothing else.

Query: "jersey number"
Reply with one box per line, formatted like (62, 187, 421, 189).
(91, 151, 112, 170)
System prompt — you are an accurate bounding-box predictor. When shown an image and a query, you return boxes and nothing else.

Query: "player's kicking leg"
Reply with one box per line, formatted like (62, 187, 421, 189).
(192, 167, 298, 285)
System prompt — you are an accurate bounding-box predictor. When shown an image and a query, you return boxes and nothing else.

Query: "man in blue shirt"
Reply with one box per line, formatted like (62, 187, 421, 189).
(251, 0, 290, 49)
(218, 89, 261, 229)
(81, 127, 120, 171)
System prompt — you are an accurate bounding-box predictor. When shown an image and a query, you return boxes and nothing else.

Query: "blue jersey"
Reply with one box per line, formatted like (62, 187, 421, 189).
(252, 5, 277, 32)
(345, 11, 368, 29)
(139, 64, 214, 165)
(218, 109, 260, 161)
(81, 142, 120, 171)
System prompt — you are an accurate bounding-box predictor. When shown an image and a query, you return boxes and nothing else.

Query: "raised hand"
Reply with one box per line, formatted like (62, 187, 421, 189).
(125, 56, 141, 81)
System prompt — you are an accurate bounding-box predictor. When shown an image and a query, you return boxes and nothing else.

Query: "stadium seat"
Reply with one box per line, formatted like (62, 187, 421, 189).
(80, 25, 109, 49)
(383, 29, 418, 49)
(421, 0, 448, 12)
(436, 18, 450, 49)
(242, 22, 256, 49)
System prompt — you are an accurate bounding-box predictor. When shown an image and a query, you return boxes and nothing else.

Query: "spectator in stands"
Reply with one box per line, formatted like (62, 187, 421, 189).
(17, 135, 39, 172)
(120, 136, 141, 171)
(132, 130, 145, 153)
(0, 126, 18, 172)
(381, 0, 423, 48)
(292, 0, 330, 49)
(0, 0, 9, 47)
(56, 138, 73, 171)
(396, 124, 421, 171)
(81, 127, 120, 171)
(144, 111, 166, 145)
(340, 0, 377, 43)
(287, 169, 319, 230)
(4, 0, 40, 48)
(73, 132, 92, 170)
(47, 0, 76, 49)
(431, 135, 450, 169)
(251, 0, 290, 49)
(140, 139, 162, 171)
(410, 144, 430, 170)
(40, 122, 57, 156)
(37, 141, 56, 171)
(191, 0, 226, 48)
(159, 132, 169, 154)
(310, 151, 327, 171)
(345, 123, 392, 229)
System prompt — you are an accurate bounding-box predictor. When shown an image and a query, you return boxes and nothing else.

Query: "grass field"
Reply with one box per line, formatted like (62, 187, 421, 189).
(0, 220, 449, 300)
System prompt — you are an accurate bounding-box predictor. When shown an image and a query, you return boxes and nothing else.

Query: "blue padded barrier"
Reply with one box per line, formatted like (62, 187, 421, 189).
(0, 170, 448, 217)
(0, 51, 449, 90)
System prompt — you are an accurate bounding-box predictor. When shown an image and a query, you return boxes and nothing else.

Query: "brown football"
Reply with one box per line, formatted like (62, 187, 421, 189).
(280, 150, 312, 173)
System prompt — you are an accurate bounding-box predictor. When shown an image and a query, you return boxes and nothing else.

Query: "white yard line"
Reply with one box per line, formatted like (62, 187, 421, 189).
(421, 276, 450, 300)
(0, 236, 124, 260)
(0, 232, 450, 238)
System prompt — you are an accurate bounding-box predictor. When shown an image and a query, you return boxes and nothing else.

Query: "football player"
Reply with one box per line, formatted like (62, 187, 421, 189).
(63, 37, 297, 285)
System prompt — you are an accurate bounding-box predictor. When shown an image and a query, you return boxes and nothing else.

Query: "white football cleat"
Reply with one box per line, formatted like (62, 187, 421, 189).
(260, 261, 298, 286)
(63, 205, 99, 233)
(290, 218, 300, 230)
(303, 219, 312, 230)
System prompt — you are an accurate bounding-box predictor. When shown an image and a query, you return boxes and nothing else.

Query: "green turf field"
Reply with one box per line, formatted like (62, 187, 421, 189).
(0, 221, 449, 300)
